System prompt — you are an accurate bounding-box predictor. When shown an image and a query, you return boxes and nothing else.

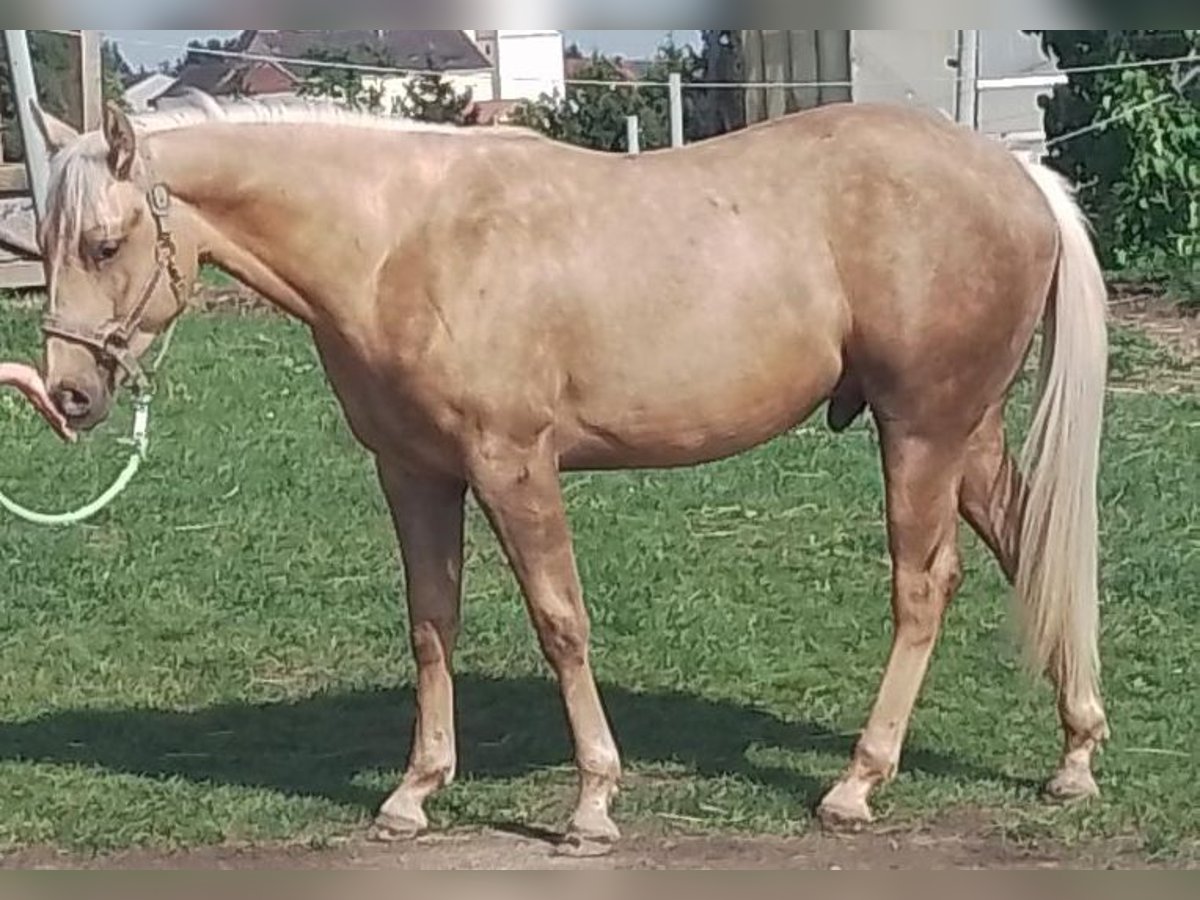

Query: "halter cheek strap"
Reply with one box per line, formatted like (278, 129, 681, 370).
(41, 182, 188, 392)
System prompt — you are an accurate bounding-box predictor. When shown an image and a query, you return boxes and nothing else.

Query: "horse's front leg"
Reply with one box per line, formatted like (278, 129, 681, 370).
(370, 460, 467, 841)
(467, 429, 623, 856)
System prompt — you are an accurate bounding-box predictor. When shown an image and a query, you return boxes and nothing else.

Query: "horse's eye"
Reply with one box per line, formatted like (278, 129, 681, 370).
(90, 239, 122, 264)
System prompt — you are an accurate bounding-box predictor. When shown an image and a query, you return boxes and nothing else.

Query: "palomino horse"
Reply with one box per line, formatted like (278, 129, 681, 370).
(31, 96, 1109, 853)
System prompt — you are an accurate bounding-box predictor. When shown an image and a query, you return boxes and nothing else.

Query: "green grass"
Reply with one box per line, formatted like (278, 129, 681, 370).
(0, 307, 1196, 858)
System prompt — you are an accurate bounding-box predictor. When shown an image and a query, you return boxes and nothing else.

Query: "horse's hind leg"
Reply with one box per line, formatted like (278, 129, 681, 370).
(818, 419, 968, 829)
(960, 406, 1021, 580)
(959, 406, 1104, 803)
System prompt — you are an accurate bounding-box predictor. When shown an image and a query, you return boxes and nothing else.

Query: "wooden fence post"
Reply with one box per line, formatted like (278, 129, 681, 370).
(0, 29, 103, 290)
(80, 30, 103, 132)
(2, 30, 49, 222)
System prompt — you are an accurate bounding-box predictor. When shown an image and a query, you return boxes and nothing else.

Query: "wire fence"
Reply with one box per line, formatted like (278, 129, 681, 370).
(50, 28, 1199, 92)
(30, 29, 1200, 155)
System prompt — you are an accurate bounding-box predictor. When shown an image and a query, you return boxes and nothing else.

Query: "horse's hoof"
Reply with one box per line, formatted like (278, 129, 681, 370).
(555, 814, 620, 858)
(1043, 768, 1100, 805)
(368, 812, 426, 843)
(817, 797, 874, 833)
(555, 831, 617, 859)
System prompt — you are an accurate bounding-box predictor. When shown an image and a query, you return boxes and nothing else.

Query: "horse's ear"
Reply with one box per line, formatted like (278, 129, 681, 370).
(103, 101, 137, 181)
(28, 100, 79, 156)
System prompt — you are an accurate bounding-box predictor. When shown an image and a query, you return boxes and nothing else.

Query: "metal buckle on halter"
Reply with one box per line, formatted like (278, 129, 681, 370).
(148, 183, 171, 217)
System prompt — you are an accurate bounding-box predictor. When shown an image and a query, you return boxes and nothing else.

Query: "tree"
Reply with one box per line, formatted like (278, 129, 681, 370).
(396, 71, 472, 123)
(509, 52, 656, 151)
(295, 46, 387, 113)
(1032, 30, 1200, 279)
(509, 34, 717, 152)
(1, 31, 129, 160)
(100, 41, 129, 105)
(166, 36, 244, 77)
(697, 30, 747, 136)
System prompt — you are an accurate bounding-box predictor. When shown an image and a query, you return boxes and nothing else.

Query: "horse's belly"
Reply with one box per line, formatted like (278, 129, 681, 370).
(558, 349, 841, 471)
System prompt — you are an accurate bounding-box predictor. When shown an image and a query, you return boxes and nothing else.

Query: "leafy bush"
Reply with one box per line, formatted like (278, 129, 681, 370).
(297, 49, 472, 124)
(1035, 30, 1199, 289)
(509, 36, 714, 153)
(396, 72, 472, 124)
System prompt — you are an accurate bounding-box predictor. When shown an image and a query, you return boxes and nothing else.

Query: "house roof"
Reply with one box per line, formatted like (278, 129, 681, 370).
(169, 30, 495, 105)
(243, 30, 494, 73)
(169, 58, 299, 99)
(122, 72, 178, 110)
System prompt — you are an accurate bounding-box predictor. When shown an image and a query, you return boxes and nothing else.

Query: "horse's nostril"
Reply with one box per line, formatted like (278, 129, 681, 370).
(53, 385, 92, 419)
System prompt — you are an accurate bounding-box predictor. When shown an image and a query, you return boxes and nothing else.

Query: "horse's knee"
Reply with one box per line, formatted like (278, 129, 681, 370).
(892, 545, 962, 644)
(534, 607, 590, 670)
(410, 618, 456, 668)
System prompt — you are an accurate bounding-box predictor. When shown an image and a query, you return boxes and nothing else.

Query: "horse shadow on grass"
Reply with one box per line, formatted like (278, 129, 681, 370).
(0, 676, 1022, 819)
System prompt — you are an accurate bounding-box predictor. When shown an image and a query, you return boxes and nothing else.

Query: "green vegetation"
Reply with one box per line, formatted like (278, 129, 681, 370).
(0, 306, 1195, 858)
(510, 35, 720, 153)
(1035, 30, 1200, 308)
(0, 31, 128, 160)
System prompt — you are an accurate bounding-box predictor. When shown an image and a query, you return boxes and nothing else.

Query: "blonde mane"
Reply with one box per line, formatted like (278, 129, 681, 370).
(126, 90, 532, 138)
(41, 91, 536, 302)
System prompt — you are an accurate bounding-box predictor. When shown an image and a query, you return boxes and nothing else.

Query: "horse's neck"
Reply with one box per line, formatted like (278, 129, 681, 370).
(150, 124, 437, 328)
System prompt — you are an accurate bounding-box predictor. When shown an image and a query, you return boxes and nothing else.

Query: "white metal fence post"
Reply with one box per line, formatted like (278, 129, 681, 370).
(626, 114, 641, 155)
(3, 30, 50, 222)
(955, 29, 980, 130)
(669, 72, 685, 148)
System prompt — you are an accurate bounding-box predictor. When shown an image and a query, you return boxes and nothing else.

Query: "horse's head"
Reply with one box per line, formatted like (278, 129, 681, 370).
(34, 101, 198, 431)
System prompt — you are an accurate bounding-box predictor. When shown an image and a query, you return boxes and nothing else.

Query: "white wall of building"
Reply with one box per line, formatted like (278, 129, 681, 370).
(849, 30, 1060, 146)
(495, 30, 566, 101)
(850, 30, 960, 118)
(364, 70, 498, 113)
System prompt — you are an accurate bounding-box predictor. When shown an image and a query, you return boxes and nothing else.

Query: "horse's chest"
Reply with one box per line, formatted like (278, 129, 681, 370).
(312, 336, 462, 473)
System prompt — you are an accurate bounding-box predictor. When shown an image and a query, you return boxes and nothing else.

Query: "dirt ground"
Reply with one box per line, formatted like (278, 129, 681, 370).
(1108, 281, 1199, 367)
(1, 816, 1189, 871)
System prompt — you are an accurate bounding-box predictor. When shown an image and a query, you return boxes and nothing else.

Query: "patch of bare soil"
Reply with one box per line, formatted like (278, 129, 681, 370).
(1, 816, 1188, 870)
(1109, 281, 1200, 369)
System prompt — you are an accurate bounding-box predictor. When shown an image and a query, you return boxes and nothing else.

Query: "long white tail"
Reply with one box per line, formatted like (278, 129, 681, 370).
(1014, 157, 1109, 724)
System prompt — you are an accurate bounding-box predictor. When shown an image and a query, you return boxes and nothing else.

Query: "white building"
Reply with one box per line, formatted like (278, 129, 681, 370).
(466, 30, 567, 102)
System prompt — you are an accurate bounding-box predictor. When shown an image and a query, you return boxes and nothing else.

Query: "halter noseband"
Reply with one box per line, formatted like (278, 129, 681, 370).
(41, 182, 188, 393)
